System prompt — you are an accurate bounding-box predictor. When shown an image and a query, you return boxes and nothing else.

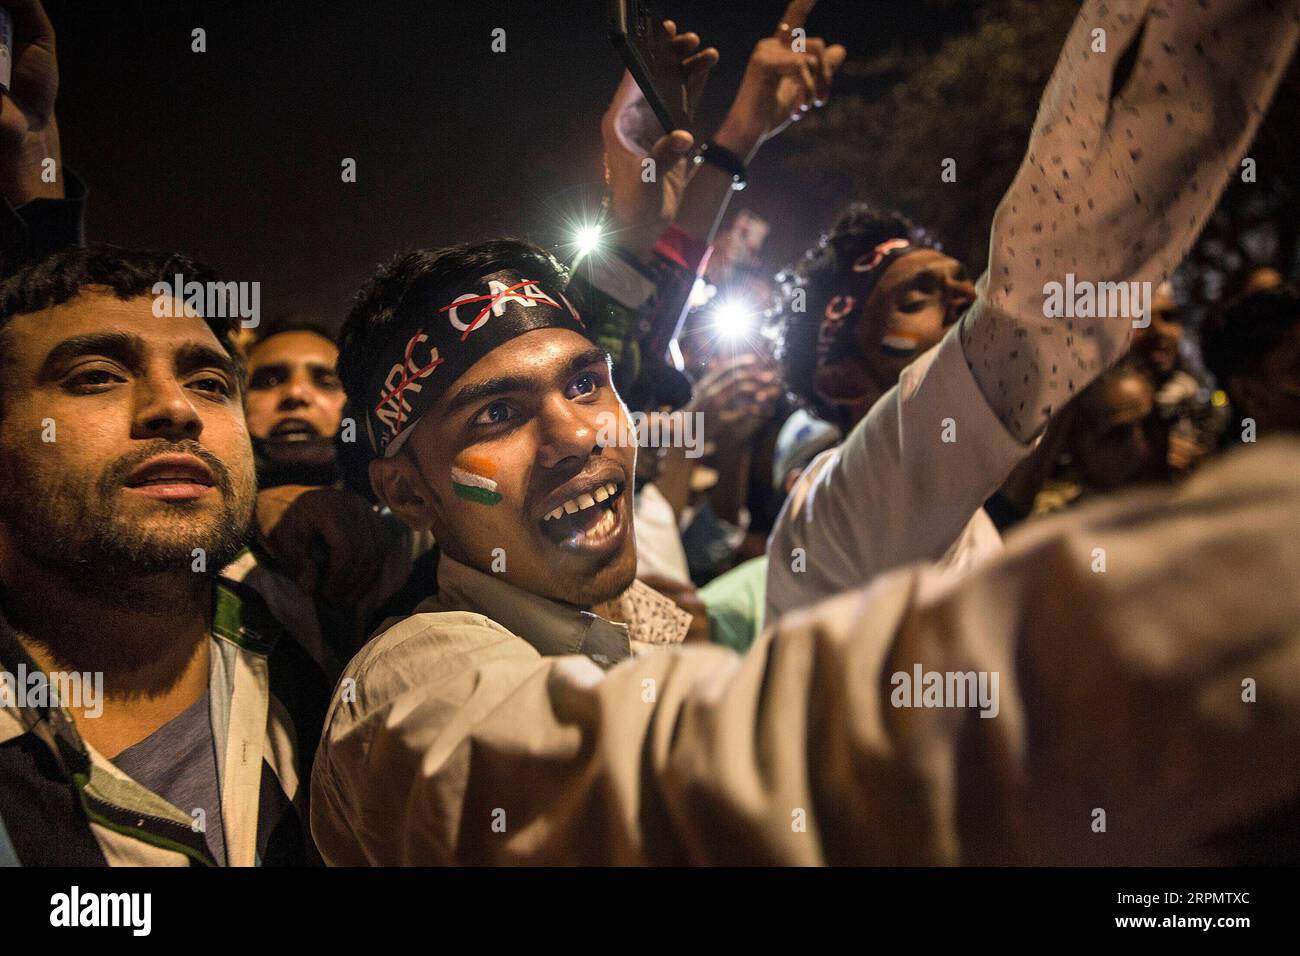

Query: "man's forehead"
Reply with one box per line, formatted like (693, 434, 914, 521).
(12, 290, 226, 361)
(444, 329, 597, 390)
(402, 329, 602, 447)
(248, 329, 338, 368)
(881, 249, 955, 286)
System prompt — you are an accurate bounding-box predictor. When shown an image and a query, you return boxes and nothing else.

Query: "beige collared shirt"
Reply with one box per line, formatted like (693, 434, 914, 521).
(309, 554, 693, 864)
(425, 554, 692, 663)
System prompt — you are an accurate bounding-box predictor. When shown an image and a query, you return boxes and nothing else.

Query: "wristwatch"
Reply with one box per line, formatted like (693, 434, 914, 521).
(692, 141, 747, 191)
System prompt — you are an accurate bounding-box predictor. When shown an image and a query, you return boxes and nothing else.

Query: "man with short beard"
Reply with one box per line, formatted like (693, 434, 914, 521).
(0, 245, 327, 866)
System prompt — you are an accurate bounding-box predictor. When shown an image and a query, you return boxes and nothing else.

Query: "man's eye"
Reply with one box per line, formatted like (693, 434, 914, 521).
(191, 376, 233, 397)
(249, 372, 283, 390)
(567, 372, 601, 399)
(66, 369, 124, 391)
(472, 400, 517, 426)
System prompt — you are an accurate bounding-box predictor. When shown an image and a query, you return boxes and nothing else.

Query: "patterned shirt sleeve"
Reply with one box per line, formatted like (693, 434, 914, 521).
(960, 0, 1300, 442)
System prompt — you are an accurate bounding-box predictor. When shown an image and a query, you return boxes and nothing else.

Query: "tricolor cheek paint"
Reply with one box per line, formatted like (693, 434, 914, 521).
(450, 454, 503, 506)
(881, 329, 923, 358)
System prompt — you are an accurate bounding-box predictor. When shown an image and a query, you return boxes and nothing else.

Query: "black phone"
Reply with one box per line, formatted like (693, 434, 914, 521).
(608, 0, 692, 135)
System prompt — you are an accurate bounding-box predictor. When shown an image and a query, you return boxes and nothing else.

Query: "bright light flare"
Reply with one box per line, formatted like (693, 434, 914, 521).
(574, 223, 604, 257)
(714, 298, 756, 339)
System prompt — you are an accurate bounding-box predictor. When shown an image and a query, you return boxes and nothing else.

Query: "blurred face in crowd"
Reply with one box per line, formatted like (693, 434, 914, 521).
(1231, 321, 1300, 434)
(0, 291, 256, 589)
(370, 329, 637, 608)
(1132, 282, 1183, 378)
(814, 249, 975, 426)
(1069, 370, 1166, 493)
(243, 330, 346, 441)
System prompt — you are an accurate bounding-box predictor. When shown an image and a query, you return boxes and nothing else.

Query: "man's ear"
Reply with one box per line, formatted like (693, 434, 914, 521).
(369, 454, 437, 532)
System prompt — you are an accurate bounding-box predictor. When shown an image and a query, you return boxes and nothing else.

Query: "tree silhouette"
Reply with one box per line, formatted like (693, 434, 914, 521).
(777, 0, 1299, 306)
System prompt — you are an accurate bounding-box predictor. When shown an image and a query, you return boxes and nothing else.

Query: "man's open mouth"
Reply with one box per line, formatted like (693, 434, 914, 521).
(269, 418, 321, 441)
(538, 478, 626, 549)
(123, 455, 217, 501)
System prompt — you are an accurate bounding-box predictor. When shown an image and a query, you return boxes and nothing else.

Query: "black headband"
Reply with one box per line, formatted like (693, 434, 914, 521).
(363, 269, 589, 456)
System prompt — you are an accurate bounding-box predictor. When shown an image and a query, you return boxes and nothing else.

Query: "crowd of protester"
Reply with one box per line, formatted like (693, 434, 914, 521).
(2, 0, 1300, 866)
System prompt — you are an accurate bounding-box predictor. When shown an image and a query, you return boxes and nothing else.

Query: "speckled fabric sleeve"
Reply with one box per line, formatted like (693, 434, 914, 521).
(960, 0, 1300, 442)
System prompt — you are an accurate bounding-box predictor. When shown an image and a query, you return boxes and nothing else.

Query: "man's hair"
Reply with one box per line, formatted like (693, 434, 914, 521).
(0, 244, 242, 416)
(792, 204, 934, 293)
(1200, 287, 1300, 388)
(336, 238, 569, 493)
(249, 310, 339, 354)
(772, 204, 938, 416)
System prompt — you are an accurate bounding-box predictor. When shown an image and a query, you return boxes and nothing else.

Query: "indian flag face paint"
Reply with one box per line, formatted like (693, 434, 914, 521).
(881, 329, 922, 358)
(450, 455, 502, 506)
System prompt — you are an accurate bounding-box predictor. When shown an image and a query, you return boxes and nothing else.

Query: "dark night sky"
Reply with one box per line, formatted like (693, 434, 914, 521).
(46, 1, 967, 326)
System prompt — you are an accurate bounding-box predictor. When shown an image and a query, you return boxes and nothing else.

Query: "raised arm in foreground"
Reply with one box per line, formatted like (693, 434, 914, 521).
(764, 0, 1299, 624)
(313, 438, 1300, 865)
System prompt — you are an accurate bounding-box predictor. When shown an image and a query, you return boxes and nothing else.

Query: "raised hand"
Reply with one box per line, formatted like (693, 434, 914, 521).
(0, 0, 61, 205)
(714, 0, 847, 163)
(688, 353, 782, 448)
(602, 20, 718, 261)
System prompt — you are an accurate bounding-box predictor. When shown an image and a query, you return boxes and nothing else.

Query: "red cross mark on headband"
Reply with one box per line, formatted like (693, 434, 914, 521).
(852, 238, 911, 273)
(374, 329, 445, 440)
(824, 295, 856, 320)
(439, 279, 560, 342)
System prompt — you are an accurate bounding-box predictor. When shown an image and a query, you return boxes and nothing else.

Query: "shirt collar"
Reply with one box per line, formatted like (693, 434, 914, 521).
(431, 553, 691, 666)
(0, 578, 272, 745)
(0, 595, 77, 746)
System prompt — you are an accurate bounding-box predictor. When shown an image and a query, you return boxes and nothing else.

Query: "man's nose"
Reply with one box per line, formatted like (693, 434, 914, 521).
(535, 395, 599, 471)
(131, 375, 203, 441)
(278, 377, 314, 410)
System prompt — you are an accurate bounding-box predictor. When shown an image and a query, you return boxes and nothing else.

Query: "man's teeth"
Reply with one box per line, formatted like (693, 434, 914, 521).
(544, 482, 620, 521)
